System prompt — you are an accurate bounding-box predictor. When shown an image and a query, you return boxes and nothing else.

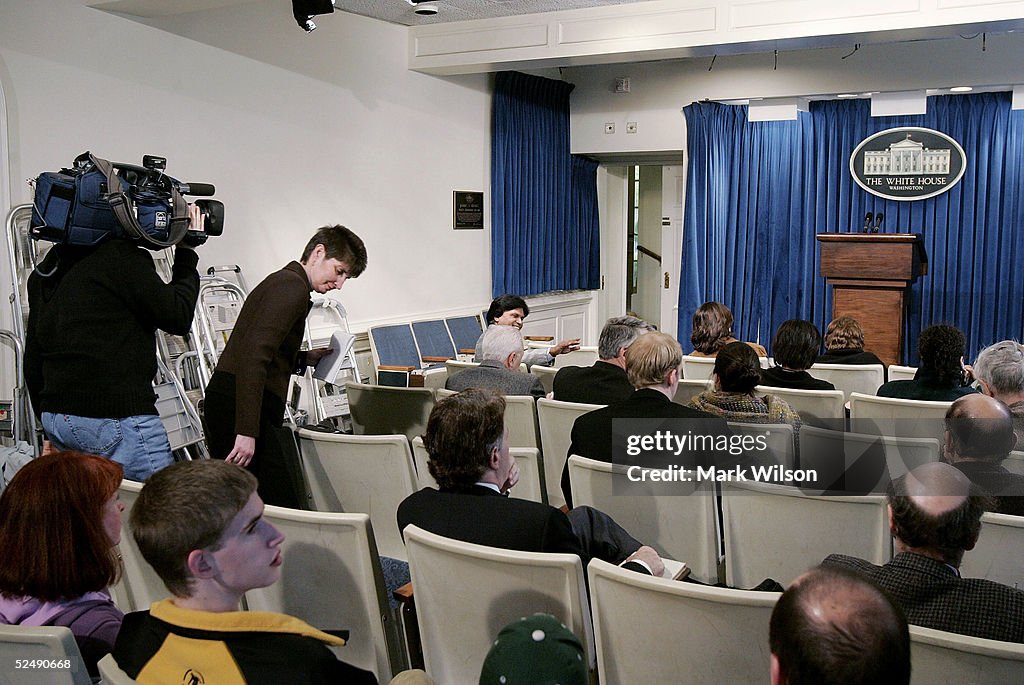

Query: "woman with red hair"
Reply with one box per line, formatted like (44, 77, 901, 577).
(0, 452, 125, 677)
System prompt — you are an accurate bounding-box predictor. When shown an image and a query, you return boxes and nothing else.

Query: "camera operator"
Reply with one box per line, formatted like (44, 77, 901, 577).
(201, 225, 367, 508)
(24, 205, 204, 481)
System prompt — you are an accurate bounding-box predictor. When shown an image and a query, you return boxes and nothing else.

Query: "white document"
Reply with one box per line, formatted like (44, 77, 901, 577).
(313, 330, 356, 382)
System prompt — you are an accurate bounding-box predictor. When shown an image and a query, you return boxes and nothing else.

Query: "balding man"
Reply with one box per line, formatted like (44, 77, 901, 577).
(552, 316, 653, 405)
(942, 394, 1024, 516)
(769, 567, 910, 685)
(446, 325, 544, 398)
(823, 462, 1024, 643)
(972, 340, 1024, 448)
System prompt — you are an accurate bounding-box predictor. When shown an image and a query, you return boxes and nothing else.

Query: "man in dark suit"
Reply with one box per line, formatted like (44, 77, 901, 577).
(552, 315, 653, 405)
(823, 462, 1024, 643)
(561, 331, 728, 507)
(769, 567, 910, 685)
(942, 394, 1024, 516)
(397, 389, 663, 575)
(446, 325, 544, 398)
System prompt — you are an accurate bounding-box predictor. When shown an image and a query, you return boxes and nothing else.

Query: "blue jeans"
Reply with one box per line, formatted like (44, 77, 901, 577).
(42, 412, 173, 481)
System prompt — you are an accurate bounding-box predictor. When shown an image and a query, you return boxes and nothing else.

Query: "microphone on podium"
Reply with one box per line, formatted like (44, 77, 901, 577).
(863, 212, 874, 232)
(874, 213, 884, 232)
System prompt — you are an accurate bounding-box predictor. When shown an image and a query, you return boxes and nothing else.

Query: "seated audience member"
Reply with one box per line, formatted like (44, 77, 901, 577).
(447, 325, 545, 398)
(815, 316, 887, 369)
(398, 389, 664, 577)
(769, 566, 911, 685)
(690, 301, 767, 357)
(562, 332, 728, 507)
(475, 294, 580, 366)
(877, 324, 977, 401)
(760, 319, 835, 391)
(552, 315, 653, 404)
(0, 452, 124, 678)
(942, 394, 1024, 516)
(972, 340, 1024, 448)
(690, 342, 802, 428)
(112, 460, 376, 684)
(480, 614, 587, 685)
(823, 462, 1024, 643)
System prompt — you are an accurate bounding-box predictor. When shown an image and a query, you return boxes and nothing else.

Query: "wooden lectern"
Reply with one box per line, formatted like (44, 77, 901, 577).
(817, 234, 928, 366)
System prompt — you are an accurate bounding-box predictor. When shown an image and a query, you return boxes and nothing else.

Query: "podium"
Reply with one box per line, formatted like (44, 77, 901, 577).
(817, 234, 927, 366)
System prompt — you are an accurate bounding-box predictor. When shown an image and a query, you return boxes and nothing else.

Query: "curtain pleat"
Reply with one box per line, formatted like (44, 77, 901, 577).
(680, 93, 1024, 363)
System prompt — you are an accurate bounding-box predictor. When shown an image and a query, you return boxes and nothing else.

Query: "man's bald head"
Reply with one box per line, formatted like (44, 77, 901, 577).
(944, 394, 1017, 462)
(888, 462, 989, 566)
(769, 566, 910, 685)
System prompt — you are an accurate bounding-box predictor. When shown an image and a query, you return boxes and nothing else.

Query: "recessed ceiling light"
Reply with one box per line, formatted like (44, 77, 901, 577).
(836, 93, 859, 98)
(950, 86, 973, 92)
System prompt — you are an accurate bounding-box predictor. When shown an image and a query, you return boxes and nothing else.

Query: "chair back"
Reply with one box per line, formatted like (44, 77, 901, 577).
(889, 364, 919, 382)
(244, 508, 397, 682)
(530, 364, 557, 395)
(588, 559, 778, 685)
(118, 479, 170, 612)
(849, 392, 951, 442)
(296, 430, 416, 560)
(672, 378, 712, 406)
(553, 346, 599, 369)
(722, 480, 890, 588)
(345, 382, 435, 443)
(681, 355, 717, 380)
(97, 654, 138, 684)
(909, 625, 1024, 685)
(444, 359, 478, 380)
(568, 455, 719, 583)
(798, 425, 938, 491)
(404, 525, 593, 684)
(409, 437, 544, 504)
(0, 625, 90, 685)
(434, 390, 539, 450)
(754, 385, 845, 427)
(809, 363, 885, 401)
(1004, 450, 1024, 476)
(959, 512, 1024, 588)
(726, 422, 796, 470)
(411, 319, 456, 363)
(536, 398, 605, 509)
(444, 315, 484, 357)
(369, 324, 423, 373)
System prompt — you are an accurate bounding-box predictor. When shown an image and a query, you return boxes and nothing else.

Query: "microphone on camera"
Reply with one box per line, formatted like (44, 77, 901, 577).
(178, 182, 216, 197)
(863, 212, 874, 232)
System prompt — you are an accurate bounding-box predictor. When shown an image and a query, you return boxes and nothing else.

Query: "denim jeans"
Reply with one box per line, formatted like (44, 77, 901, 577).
(42, 412, 173, 481)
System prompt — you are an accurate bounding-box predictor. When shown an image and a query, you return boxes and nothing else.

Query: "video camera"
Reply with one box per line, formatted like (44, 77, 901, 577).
(31, 151, 225, 251)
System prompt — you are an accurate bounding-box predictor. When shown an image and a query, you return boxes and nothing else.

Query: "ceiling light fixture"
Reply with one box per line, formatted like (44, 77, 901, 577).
(408, 0, 439, 16)
(950, 86, 974, 92)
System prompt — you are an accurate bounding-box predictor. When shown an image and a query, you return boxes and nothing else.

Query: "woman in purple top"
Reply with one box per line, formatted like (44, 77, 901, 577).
(0, 452, 125, 677)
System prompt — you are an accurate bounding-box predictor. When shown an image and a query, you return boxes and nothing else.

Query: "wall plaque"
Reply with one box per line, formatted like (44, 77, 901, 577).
(454, 191, 484, 230)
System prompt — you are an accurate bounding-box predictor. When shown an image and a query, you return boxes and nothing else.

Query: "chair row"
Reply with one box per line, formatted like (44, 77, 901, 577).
(403, 524, 1024, 685)
(367, 314, 484, 383)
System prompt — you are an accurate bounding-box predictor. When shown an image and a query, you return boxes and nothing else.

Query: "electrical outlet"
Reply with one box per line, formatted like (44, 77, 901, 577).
(626, 121, 637, 134)
(604, 122, 615, 134)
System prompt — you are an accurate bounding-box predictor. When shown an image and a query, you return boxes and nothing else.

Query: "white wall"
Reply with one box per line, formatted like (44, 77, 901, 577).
(0, 0, 493, 334)
(567, 33, 1024, 155)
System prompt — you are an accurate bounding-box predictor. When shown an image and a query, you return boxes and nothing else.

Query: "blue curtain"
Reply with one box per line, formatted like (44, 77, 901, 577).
(492, 72, 601, 297)
(680, 93, 1024, 363)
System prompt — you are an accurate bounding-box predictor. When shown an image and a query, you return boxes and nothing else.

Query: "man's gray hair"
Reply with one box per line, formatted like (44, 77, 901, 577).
(598, 316, 653, 359)
(973, 340, 1024, 395)
(480, 324, 525, 363)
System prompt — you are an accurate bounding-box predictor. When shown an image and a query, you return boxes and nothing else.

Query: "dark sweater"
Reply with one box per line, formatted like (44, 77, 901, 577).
(25, 240, 199, 418)
(877, 369, 977, 402)
(759, 366, 835, 391)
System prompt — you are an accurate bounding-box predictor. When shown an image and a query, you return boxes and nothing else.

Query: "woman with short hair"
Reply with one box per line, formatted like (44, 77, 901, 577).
(816, 316, 886, 367)
(0, 452, 125, 678)
(761, 320, 835, 391)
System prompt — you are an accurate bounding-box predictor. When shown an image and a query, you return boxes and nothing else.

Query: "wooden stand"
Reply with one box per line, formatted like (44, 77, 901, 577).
(817, 234, 928, 366)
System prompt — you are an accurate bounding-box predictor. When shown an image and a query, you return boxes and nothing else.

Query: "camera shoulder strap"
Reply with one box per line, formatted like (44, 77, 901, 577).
(89, 153, 188, 247)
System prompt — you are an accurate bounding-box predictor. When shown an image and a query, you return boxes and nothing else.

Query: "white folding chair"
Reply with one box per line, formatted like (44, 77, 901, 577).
(799, 425, 939, 491)
(244, 507, 399, 682)
(444, 359, 478, 380)
(0, 625, 90, 685)
(345, 382, 435, 443)
(409, 436, 545, 504)
(588, 559, 778, 685)
(404, 525, 593, 685)
(959, 512, 1024, 588)
(1004, 450, 1024, 476)
(530, 364, 558, 395)
(726, 422, 796, 470)
(672, 378, 712, 406)
(118, 479, 170, 612)
(568, 455, 720, 583)
(849, 392, 951, 442)
(434, 390, 539, 450)
(680, 355, 717, 381)
(296, 430, 417, 560)
(722, 480, 890, 588)
(754, 385, 845, 428)
(809, 363, 886, 401)
(553, 346, 599, 369)
(536, 398, 605, 509)
(889, 364, 919, 382)
(96, 654, 137, 684)
(909, 624, 1024, 685)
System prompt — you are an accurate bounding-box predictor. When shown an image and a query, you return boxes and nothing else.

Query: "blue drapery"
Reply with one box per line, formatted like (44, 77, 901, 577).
(492, 72, 601, 297)
(680, 93, 1024, 363)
